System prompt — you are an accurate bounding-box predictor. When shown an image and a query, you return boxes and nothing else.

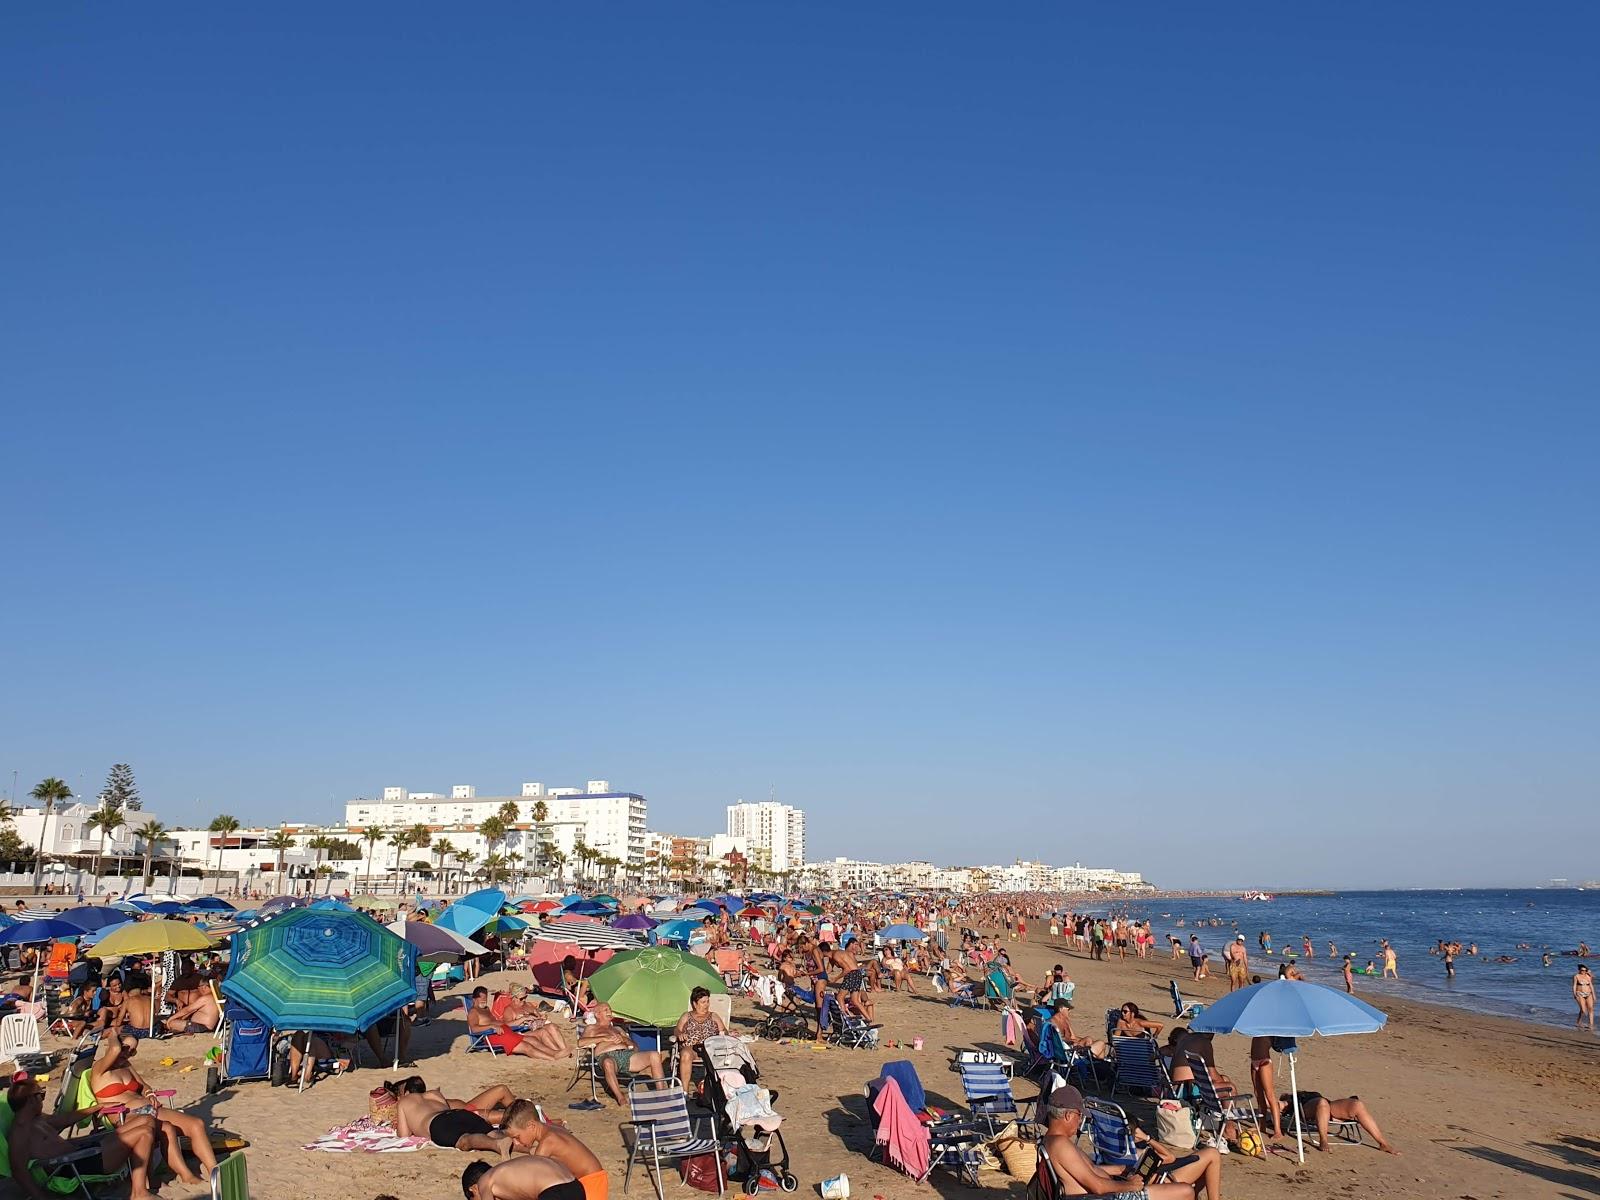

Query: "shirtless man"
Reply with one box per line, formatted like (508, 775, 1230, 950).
(390, 1076, 517, 1153)
(1224, 935, 1249, 993)
(462, 1155, 582, 1200)
(1038, 1082, 1222, 1199)
(501, 1100, 607, 1200)
(5, 1075, 159, 1200)
(163, 985, 220, 1035)
(577, 1003, 666, 1104)
(468, 987, 567, 1060)
(826, 942, 872, 1020)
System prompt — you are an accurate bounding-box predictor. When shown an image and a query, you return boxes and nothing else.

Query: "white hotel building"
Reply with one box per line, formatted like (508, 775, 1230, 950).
(725, 801, 806, 873)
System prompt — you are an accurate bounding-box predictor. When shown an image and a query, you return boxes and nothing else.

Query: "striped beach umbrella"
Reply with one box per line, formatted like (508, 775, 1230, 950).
(530, 918, 644, 951)
(221, 907, 418, 1036)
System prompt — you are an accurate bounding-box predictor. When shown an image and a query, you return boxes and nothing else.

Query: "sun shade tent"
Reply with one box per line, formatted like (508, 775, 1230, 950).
(1188, 979, 1387, 1163)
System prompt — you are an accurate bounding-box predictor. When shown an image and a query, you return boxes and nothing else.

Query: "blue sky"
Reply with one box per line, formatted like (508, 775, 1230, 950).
(2, 5, 1596, 889)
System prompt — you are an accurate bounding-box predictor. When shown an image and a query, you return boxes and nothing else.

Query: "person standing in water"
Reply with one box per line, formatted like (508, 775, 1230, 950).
(1342, 955, 1355, 994)
(1574, 964, 1595, 1032)
(1443, 945, 1455, 980)
(1382, 941, 1399, 978)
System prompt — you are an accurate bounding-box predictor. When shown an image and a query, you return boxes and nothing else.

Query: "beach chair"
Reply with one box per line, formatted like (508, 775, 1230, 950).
(1185, 1053, 1262, 1143)
(828, 1008, 881, 1049)
(1168, 980, 1202, 1020)
(866, 1069, 985, 1187)
(1082, 1097, 1140, 1169)
(955, 1057, 1024, 1136)
(458, 996, 498, 1055)
(0, 1013, 42, 1065)
(210, 1149, 248, 1200)
(945, 975, 984, 1009)
(1110, 1034, 1174, 1099)
(620, 1080, 724, 1200)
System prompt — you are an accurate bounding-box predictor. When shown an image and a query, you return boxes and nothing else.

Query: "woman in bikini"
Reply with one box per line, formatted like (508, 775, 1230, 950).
(90, 1034, 218, 1186)
(1249, 1035, 1284, 1138)
(1574, 963, 1595, 1031)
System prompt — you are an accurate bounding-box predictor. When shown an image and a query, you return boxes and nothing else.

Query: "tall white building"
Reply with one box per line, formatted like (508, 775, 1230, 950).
(725, 801, 806, 872)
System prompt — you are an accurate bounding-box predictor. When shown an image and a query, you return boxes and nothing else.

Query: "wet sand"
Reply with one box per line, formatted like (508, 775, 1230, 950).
(68, 925, 1600, 1200)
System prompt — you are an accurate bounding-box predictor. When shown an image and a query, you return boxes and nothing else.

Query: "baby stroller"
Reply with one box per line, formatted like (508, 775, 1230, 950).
(205, 1002, 273, 1094)
(697, 1035, 797, 1194)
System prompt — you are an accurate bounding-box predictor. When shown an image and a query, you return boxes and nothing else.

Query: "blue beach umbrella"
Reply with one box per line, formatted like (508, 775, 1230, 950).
(186, 896, 236, 912)
(653, 918, 702, 945)
(878, 924, 928, 942)
(435, 888, 506, 938)
(0, 919, 81, 945)
(57, 907, 134, 934)
(1190, 980, 1386, 1162)
(562, 899, 612, 916)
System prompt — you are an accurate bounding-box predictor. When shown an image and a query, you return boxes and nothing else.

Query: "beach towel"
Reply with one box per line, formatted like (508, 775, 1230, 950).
(1002, 1007, 1023, 1048)
(303, 1116, 432, 1153)
(871, 1076, 930, 1181)
(720, 1071, 782, 1133)
(880, 1060, 926, 1114)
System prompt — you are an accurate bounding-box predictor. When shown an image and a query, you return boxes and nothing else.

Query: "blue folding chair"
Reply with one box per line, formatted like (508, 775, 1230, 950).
(459, 996, 498, 1055)
(956, 1058, 1022, 1135)
(1110, 1034, 1174, 1099)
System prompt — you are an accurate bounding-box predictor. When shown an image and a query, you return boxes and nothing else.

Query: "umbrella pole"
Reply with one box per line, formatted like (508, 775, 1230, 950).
(299, 1040, 313, 1092)
(1289, 1051, 1304, 1164)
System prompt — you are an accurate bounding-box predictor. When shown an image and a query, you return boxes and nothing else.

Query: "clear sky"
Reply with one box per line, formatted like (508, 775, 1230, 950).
(3, 5, 1596, 890)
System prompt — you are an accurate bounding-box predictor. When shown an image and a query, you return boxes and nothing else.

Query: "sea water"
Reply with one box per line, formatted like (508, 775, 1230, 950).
(1125, 888, 1597, 1028)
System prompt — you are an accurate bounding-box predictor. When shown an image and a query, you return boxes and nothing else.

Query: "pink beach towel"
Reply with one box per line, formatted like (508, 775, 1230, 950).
(871, 1076, 930, 1181)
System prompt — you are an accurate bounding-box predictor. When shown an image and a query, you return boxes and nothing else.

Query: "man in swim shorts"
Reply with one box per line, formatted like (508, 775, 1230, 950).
(1038, 1081, 1221, 1198)
(502, 1100, 608, 1200)
(462, 1155, 583, 1200)
(390, 1076, 515, 1153)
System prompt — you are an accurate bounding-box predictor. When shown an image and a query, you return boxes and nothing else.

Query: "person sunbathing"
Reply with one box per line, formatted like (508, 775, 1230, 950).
(5, 1074, 159, 1200)
(388, 1076, 517, 1153)
(163, 986, 220, 1035)
(462, 1155, 582, 1200)
(577, 1003, 666, 1104)
(467, 987, 568, 1060)
(1278, 1091, 1400, 1154)
(1114, 1002, 1164, 1038)
(489, 990, 568, 1055)
(501, 1100, 607, 1200)
(89, 1035, 217, 1185)
(1038, 1082, 1221, 1199)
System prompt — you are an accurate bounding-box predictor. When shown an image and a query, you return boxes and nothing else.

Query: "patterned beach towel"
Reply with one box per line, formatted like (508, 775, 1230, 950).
(303, 1116, 432, 1153)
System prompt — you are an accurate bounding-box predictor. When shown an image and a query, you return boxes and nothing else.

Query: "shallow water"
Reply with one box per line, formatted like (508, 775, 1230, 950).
(1125, 888, 1597, 1028)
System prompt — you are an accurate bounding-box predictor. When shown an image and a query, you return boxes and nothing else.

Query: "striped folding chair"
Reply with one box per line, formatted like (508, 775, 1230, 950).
(1110, 1034, 1173, 1099)
(621, 1081, 723, 1200)
(956, 1058, 1022, 1135)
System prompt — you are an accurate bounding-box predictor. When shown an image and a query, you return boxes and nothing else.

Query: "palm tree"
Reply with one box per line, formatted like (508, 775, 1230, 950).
(571, 839, 593, 886)
(133, 820, 168, 888)
(388, 828, 415, 891)
(548, 849, 567, 889)
(29, 777, 73, 891)
(530, 800, 549, 871)
(361, 826, 386, 889)
(482, 852, 507, 884)
(432, 838, 457, 893)
(265, 828, 296, 893)
(478, 816, 507, 870)
(86, 798, 125, 884)
(506, 850, 523, 888)
(306, 834, 330, 888)
(456, 848, 479, 881)
(207, 814, 240, 888)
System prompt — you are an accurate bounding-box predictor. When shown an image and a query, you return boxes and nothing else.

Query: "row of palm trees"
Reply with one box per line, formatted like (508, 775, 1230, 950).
(11, 777, 173, 889)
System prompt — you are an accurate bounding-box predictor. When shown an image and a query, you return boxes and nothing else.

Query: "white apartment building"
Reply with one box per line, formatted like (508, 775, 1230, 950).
(725, 801, 806, 872)
(10, 803, 172, 870)
(348, 782, 646, 867)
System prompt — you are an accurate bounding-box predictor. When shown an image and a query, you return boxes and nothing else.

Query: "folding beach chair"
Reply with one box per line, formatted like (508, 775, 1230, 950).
(1185, 1053, 1262, 1143)
(955, 1057, 1024, 1136)
(210, 1149, 248, 1200)
(1110, 1034, 1174, 1099)
(459, 996, 498, 1055)
(1082, 1096, 1140, 1170)
(621, 1080, 724, 1200)
(1169, 979, 1202, 1020)
(866, 1069, 985, 1187)
(829, 1008, 881, 1049)
(945, 975, 984, 1009)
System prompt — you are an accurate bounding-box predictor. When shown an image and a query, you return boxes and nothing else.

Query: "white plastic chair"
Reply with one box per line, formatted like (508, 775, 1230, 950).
(1, 1011, 43, 1062)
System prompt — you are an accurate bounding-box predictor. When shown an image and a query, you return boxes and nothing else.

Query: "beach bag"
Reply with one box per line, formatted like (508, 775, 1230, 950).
(1154, 1099, 1197, 1150)
(368, 1085, 397, 1126)
(988, 1121, 1035, 1182)
(679, 1152, 722, 1192)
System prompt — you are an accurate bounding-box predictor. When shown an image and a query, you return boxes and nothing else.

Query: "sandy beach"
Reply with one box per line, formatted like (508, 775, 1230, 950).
(43, 921, 1597, 1200)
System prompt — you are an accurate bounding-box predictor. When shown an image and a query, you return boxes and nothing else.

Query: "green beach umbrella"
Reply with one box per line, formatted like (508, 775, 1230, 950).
(585, 945, 726, 1027)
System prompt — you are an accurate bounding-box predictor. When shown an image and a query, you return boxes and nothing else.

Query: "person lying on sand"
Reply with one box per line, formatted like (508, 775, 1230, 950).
(462, 1155, 581, 1200)
(500, 1101, 607, 1200)
(388, 1076, 517, 1153)
(1278, 1090, 1400, 1154)
(1039, 1081, 1221, 1199)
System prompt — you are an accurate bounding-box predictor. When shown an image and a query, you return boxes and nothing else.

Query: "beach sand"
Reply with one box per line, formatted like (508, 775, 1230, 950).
(67, 929, 1600, 1200)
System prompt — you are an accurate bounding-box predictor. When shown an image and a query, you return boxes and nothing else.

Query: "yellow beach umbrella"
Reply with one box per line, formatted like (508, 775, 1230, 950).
(92, 919, 214, 957)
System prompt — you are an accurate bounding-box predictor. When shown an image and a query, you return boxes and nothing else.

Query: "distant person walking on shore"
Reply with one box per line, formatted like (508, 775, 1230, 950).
(1188, 935, 1205, 981)
(1225, 934, 1249, 992)
(1574, 964, 1595, 1031)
